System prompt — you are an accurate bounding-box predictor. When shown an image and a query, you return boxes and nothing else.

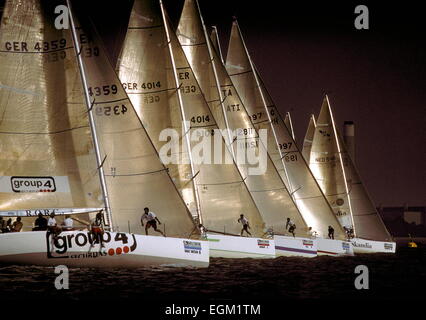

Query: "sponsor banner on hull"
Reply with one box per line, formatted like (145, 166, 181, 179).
(183, 240, 202, 254)
(0, 176, 70, 193)
(342, 242, 350, 251)
(46, 231, 137, 260)
(257, 239, 270, 248)
(384, 243, 394, 251)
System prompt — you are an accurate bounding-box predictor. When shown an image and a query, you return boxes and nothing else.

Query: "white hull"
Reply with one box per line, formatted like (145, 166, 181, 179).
(351, 238, 396, 254)
(316, 238, 354, 256)
(206, 233, 275, 258)
(0, 231, 209, 268)
(274, 235, 317, 257)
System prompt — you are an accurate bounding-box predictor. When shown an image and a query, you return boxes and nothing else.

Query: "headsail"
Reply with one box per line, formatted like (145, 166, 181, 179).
(210, 26, 224, 64)
(284, 112, 295, 141)
(162, 2, 267, 236)
(116, 0, 198, 219)
(68, 1, 197, 237)
(0, 0, 102, 215)
(177, 0, 307, 235)
(302, 115, 316, 163)
(310, 96, 392, 241)
(225, 20, 345, 239)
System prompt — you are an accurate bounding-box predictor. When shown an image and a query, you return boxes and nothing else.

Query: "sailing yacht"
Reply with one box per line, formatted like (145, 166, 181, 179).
(177, 0, 322, 257)
(116, 0, 275, 259)
(225, 19, 353, 256)
(0, 0, 209, 267)
(309, 95, 396, 253)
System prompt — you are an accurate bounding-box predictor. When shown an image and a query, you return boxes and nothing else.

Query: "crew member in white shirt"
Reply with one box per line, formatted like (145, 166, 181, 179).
(141, 207, 165, 236)
(61, 216, 74, 231)
(237, 214, 251, 237)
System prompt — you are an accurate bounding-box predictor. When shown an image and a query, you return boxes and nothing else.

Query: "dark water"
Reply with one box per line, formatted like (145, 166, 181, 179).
(1, 250, 425, 303)
(1, 251, 425, 319)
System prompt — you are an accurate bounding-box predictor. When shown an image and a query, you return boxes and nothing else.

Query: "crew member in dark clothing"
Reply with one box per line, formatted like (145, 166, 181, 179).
(33, 213, 48, 231)
(91, 210, 105, 247)
(328, 225, 335, 240)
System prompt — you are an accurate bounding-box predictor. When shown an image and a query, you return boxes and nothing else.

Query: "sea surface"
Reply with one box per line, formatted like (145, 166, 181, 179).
(1, 249, 425, 305)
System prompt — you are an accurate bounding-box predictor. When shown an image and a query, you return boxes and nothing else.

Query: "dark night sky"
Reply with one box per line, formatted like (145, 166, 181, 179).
(2, 1, 425, 207)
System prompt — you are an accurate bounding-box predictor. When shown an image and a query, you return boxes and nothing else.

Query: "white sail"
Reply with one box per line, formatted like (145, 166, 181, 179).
(302, 115, 316, 163)
(69, 2, 197, 237)
(0, 0, 103, 230)
(116, 0, 266, 237)
(177, 0, 307, 236)
(225, 20, 346, 240)
(116, 0, 198, 219)
(310, 96, 393, 241)
(284, 112, 295, 141)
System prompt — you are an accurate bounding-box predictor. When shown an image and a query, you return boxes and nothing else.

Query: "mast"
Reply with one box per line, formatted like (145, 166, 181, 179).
(159, 0, 203, 225)
(67, 0, 113, 230)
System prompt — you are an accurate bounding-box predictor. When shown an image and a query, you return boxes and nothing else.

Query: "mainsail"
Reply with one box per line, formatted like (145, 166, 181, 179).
(118, 0, 266, 236)
(116, 0, 198, 218)
(309, 95, 392, 241)
(0, 0, 103, 224)
(225, 20, 345, 239)
(302, 115, 316, 163)
(68, 1, 197, 237)
(177, 0, 307, 235)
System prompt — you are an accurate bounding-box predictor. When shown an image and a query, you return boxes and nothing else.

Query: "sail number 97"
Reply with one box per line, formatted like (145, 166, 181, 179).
(279, 142, 292, 150)
(95, 105, 128, 116)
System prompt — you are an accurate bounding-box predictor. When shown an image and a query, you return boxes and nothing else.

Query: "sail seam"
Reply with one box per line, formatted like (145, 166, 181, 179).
(228, 70, 252, 77)
(199, 180, 245, 186)
(93, 97, 128, 104)
(105, 168, 167, 177)
(127, 87, 175, 95)
(0, 125, 89, 135)
(0, 47, 74, 54)
(128, 25, 163, 30)
(180, 42, 207, 47)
